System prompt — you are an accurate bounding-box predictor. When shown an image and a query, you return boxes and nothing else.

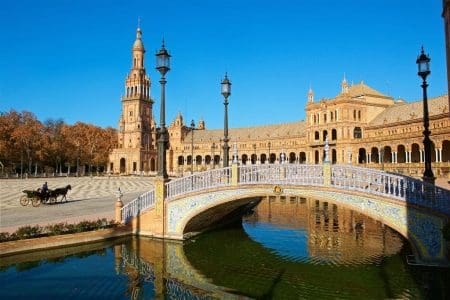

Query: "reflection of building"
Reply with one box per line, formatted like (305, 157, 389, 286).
(108, 26, 157, 174)
(248, 197, 403, 261)
(109, 27, 450, 177)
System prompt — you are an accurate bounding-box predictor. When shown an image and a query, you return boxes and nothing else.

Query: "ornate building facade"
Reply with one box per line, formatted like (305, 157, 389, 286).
(110, 27, 450, 178)
(109, 26, 158, 174)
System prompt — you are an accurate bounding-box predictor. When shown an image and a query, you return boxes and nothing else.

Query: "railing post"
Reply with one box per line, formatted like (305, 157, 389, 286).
(323, 162, 331, 187)
(115, 188, 123, 223)
(231, 163, 239, 186)
(154, 177, 168, 217)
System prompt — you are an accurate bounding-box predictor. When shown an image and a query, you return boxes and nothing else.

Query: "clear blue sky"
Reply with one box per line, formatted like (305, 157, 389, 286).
(0, 0, 447, 129)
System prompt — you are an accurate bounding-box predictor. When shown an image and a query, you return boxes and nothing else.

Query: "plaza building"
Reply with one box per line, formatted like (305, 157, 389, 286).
(110, 27, 450, 178)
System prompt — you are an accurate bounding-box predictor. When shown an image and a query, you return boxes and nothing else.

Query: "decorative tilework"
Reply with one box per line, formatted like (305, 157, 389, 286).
(167, 186, 447, 263)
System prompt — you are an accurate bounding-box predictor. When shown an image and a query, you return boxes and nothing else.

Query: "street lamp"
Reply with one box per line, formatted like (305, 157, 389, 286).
(416, 46, 435, 185)
(221, 73, 231, 167)
(190, 120, 196, 174)
(211, 142, 215, 168)
(156, 39, 171, 179)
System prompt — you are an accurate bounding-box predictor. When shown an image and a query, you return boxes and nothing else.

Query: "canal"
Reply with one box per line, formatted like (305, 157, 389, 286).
(1, 197, 449, 299)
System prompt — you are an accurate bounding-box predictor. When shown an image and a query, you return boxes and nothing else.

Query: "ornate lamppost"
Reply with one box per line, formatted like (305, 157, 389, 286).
(190, 120, 196, 174)
(221, 73, 231, 167)
(211, 142, 215, 168)
(156, 40, 171, 179)
(416, 47, 435, 185)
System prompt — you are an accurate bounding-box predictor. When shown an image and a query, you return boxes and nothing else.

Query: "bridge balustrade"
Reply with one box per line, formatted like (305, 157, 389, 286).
(331, 165, 450, 215)
(166, 167, 231, 201)
(120, 164, 449, 225)
(239, 164, 324, 186)
(121, 189, 155, 223)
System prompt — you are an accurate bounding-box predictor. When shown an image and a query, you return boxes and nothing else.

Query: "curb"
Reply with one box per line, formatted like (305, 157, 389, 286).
(0, 225, 133, 257)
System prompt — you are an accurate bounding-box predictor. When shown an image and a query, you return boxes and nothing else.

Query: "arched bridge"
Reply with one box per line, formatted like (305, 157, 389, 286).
(117, 163, 450, 265)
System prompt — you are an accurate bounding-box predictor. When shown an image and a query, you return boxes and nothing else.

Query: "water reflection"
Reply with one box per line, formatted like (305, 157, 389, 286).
(1, 197, 449, 299)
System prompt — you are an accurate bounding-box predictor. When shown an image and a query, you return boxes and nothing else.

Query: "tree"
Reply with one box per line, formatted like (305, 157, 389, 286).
(10, 111, 43, 176)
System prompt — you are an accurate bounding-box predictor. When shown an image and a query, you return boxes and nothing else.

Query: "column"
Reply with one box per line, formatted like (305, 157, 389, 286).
(438, 148, 442, 163)
(420, 150, 424, 163)
(391, 152, 395, 163)
(368, 153, 371, 163)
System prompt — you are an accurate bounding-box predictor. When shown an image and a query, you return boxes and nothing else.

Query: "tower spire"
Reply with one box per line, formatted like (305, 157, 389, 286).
(308, 85, 314, 103)
(341, 73, 349, 94)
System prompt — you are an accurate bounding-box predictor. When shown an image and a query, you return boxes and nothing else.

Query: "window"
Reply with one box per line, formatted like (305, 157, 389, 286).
(358, 110, 361, 121)
(354, 127, 362, 139)
(129, 111, 133, 116)
(314, 131, 319, 140)
(353, 110, 356, 120)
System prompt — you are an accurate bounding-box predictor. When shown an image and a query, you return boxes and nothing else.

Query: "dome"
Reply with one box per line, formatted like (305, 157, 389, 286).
(133, 28, 145, 50)
(133, 39, 144, 49)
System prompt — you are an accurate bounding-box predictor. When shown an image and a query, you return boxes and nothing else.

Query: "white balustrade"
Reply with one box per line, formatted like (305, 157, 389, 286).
(331, 164, 450, 215)
(239, 164, 323, 186)
(166, 167, 231, 201)
(121, 189, 155, 223)
(123, 164, 450, 224)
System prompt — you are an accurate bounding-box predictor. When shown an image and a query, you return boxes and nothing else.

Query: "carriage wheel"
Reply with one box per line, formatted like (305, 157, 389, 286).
(20, 195, 29, 206)
(32, 197, 41, 207)
(49, 197, 56, 204)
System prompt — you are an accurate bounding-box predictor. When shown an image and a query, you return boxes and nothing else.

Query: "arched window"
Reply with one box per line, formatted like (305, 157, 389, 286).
(358, 110, 361, 121)
(331, 129, 337, 140)
(353, 127, 362, 139)
(134, 58, 136, 67)
(353, 110, 356, 120)
(330, 111, 334, 121)
(323, 130, 328, 141)
(315, 131, 319, 140)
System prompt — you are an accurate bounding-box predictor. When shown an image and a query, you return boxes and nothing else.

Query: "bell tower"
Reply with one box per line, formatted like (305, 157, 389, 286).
(109, 24, 157, 174)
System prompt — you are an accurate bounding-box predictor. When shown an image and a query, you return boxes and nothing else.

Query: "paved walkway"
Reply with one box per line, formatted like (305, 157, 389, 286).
(0, 176, 155, 233)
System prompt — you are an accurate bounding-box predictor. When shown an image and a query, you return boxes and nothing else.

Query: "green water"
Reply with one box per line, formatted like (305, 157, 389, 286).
(0, 197, 449, 299)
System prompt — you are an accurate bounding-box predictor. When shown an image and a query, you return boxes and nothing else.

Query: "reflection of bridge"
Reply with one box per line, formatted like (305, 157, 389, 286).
(117, 163, 450, 264)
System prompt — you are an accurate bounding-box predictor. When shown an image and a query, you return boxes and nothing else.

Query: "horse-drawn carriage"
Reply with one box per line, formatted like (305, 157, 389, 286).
(20, 185, 71, 207)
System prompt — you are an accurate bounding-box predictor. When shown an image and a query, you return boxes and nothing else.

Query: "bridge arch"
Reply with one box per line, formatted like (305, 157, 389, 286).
(166, 185, 446, 264)
(122, 164, 449, 265)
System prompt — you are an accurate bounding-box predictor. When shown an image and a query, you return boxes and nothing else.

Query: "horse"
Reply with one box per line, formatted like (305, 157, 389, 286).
(52, 184, 71, 202)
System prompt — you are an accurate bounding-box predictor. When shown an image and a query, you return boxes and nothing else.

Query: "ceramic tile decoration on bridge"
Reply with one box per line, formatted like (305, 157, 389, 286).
(116, 161, 450, 265)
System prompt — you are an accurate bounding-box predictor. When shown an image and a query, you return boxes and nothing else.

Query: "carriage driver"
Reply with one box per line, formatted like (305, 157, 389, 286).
(42, 182, 48, 194)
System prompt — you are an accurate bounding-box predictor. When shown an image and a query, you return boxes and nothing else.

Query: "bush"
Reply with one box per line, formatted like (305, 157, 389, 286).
(0, 219, 117, 242)
(47, 223, 67, 236)
(15, 225, 43, 239)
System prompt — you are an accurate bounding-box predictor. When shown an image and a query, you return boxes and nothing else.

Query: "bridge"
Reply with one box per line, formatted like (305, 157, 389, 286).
(115, 162, 450, 265)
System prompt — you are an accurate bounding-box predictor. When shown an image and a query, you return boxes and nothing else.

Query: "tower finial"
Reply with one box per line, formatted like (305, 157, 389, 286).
(308, 84, 314, 103)
(341, 73, 349, 94)
(138, 16, 141, 29)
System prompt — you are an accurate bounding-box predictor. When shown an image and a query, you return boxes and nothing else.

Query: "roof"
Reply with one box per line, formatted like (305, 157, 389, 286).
(346, 82, 388, 98)
(368, 94, 449, 126)
(184, 121, 306, 143)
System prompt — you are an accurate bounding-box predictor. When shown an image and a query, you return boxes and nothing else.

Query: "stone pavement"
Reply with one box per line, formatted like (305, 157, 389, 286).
(0, 176, 155, 233)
